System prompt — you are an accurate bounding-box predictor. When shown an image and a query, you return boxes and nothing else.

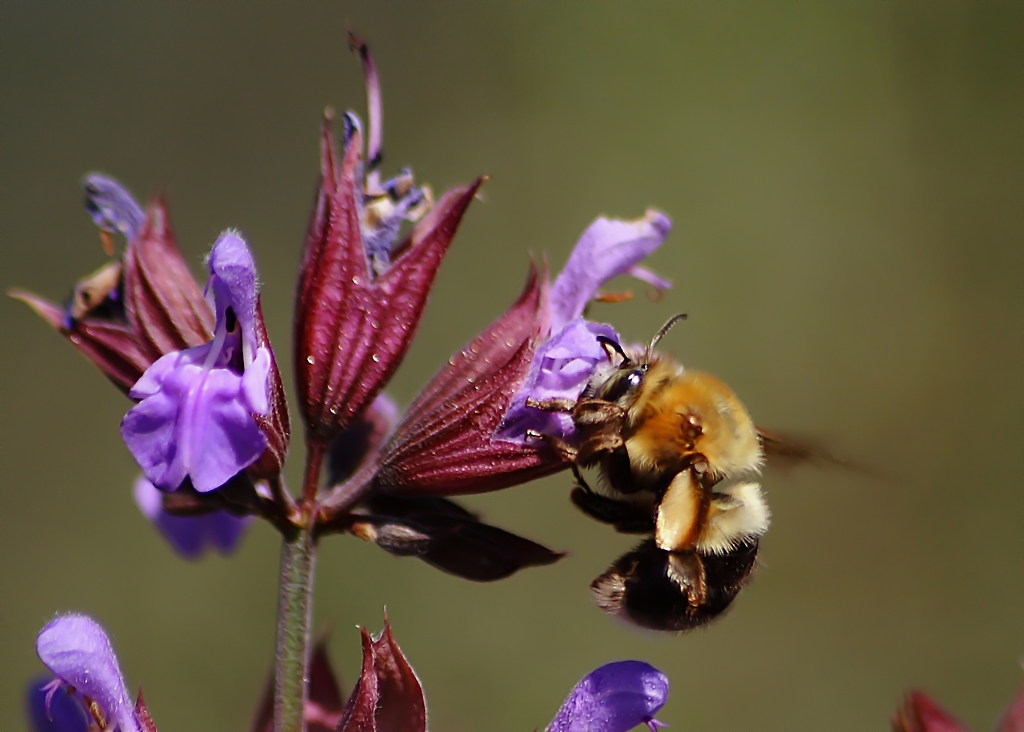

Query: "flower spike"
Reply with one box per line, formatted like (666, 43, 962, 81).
(294, 114, 482, 444)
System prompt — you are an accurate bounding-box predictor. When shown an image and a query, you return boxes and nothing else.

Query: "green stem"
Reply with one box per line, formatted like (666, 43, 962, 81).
(273, 523, 316, 732)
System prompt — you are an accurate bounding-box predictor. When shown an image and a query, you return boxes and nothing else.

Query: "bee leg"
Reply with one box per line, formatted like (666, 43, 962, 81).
(524, 429, 579, 463)
(525, 397, 577, 413)
(666, 552, 709, 609)
(570, 487, 655, 534)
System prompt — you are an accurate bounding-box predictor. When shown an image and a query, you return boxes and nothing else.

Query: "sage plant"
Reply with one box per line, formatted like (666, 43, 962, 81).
(14, 35, 674, 732)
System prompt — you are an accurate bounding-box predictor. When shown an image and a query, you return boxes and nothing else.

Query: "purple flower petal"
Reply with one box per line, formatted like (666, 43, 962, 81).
(121, 231, 271, 492)
(497, 318, 618, 442)
(26, 676, 89, 732)
(82, 174, 144, 242)
(547, 661, 669, 732)
(36, 615, 141, 732)
(122, 350, 267, 492)
(550, 211, 671, 331)
(206, 230, 260, 360)
(133, 476, 250, 559)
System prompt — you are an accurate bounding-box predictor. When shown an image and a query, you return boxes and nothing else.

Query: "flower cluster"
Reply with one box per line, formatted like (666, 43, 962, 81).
(28, 614, 667, 732)
(14, 32, 681, 732)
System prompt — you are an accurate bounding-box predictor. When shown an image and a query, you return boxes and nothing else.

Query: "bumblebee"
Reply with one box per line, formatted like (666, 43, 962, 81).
(527, 314, 771, 631)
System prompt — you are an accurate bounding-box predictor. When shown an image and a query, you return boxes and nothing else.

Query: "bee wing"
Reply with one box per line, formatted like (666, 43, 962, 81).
(756, 426, 859, 472)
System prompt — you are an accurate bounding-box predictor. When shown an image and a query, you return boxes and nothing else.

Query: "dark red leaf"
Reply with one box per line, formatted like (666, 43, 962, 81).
(375, 262, 569, 496)
(336, 618, 426, 732)
(247, 298, 291, 481)
(123, 196, 213, 356)
(369, 616, 426, 732)
(336, 629, 380, 732)
(294, 118, 482, 442)
(10, 289, 153, 393)
(997, 682, 1024, 732)
(892, 691, 971, 732)
(134, 689, 159, 732)
(357, 495, 564, 581)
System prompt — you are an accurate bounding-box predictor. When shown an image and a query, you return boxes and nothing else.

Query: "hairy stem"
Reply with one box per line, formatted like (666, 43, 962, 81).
(273, 522, 316, 732)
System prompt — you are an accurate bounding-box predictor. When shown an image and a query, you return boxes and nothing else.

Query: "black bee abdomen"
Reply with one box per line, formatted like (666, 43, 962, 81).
(591, 538, 759, 632)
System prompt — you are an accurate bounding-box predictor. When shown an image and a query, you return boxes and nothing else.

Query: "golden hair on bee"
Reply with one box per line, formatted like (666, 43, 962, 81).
(526, 312, 773, 631)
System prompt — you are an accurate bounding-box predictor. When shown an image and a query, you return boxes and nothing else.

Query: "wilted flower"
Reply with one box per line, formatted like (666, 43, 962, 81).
(35, 615, 153, 732)
(121, 230, 278, 493)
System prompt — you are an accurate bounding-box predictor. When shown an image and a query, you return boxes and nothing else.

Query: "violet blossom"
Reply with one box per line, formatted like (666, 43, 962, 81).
(547, 661, 669, 732)
(133, 476, 250, 559)
(26, 676, 88, 732)
(82, 173, 145, 244)
(499, 210, 672, 443)
(121, 230, 272, 493)
(35, 615, 142, 732)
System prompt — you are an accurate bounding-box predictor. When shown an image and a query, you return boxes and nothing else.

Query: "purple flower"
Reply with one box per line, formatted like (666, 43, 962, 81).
(36, 615, 141, 732)
(82, 173, 145, 243)
(26, 676, 88, 732)
(549, 211, 672, 332)
(134, 476, 250, 559)
(499, 210, 671, 443)
(121, 230, 272, 492)
(547, 661, 669, 732)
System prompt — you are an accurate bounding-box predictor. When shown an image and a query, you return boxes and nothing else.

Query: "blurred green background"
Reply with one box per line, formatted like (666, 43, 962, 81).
(2, 3, 1021, 731)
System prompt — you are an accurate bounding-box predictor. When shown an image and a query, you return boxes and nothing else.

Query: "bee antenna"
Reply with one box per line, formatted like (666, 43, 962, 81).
(596, 335, 631, 366)
(649, 313, 688, 351)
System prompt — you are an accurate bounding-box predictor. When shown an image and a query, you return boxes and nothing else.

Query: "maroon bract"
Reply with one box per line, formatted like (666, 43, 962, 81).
(371, 262, 567, 498)
(293, 115, 482, 446)
(11, 188, 214, 393)
(336, 618, 426, 732)
(122, 197, 214, 357)
(348, 494, 563, 581)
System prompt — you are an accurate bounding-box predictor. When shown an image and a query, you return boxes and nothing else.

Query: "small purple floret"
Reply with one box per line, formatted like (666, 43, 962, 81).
(121, 230, 271, 492)
(499, 211, 671, 443)
(82, 174, 145, 242)
(36, 615, 141, 732)
(497, 318, 618, 441)
(550, 211, 671, 331)
(133, 476, 250, 559)
(26, 675, 88, 732)
(547, 661, 669, 732)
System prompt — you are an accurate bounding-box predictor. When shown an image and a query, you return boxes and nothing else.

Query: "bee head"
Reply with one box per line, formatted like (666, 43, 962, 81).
(592, 336, 649, 408)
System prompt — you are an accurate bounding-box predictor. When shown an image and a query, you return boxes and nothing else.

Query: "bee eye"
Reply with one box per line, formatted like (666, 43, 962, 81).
(602, 368, 646, 403)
